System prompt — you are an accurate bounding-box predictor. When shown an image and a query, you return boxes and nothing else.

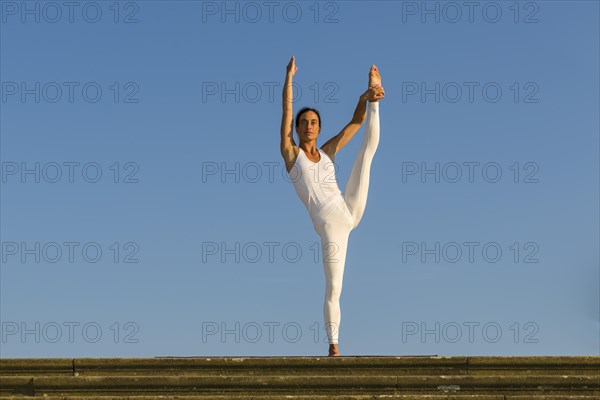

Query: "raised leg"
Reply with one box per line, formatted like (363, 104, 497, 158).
(343, 101, 380, 229)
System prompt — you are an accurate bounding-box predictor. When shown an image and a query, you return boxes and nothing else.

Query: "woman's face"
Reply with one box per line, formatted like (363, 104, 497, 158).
(297, 111, 320, 142)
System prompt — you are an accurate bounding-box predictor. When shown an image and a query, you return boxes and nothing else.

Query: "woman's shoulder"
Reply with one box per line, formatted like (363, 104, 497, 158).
(319, 144, 336, 163)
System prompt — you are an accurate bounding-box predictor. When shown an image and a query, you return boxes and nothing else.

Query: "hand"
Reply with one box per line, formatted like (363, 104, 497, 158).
(363, 84, 385, 102)
(286, 56, 298, 77)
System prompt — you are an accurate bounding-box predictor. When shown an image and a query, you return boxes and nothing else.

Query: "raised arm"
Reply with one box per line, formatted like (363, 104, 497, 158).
(280, 56, 298, 159)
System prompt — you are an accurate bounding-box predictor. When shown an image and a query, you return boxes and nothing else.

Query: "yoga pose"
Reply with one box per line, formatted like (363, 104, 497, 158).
(280, 56, 384, 356)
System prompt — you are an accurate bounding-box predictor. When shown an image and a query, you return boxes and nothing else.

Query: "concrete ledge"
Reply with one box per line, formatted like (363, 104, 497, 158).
(4, 356, 599, 377)
(467, 356, 600, 368)
(0, 358, 73, 376)
(0, 396, 598, 400)
(0, 396, 598, 399)
(0, 356, 598, 398)
(0, 376, 34, 396)
(74, 356, 468, 377)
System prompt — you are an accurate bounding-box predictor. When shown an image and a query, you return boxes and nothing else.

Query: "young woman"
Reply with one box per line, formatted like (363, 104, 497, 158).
(280, 56, 384, 356)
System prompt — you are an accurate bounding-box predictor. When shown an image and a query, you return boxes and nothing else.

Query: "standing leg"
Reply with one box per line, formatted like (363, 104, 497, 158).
(344, 101, 380, 229)
(314, 203, 353, 355)
(322, 230, 350, 351)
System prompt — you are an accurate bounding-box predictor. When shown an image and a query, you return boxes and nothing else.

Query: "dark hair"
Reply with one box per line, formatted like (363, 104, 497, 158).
(295, 107, 321, 128)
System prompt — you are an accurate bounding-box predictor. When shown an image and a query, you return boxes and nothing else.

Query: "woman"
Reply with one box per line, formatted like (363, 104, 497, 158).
(280, 56, 384, 356)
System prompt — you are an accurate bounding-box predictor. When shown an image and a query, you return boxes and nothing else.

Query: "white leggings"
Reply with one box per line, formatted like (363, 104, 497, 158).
(312, 101, 380, 344)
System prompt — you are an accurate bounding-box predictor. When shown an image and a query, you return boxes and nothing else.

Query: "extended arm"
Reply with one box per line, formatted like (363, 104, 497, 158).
(280, 56, 297, 157)
(321, 85, 384, 155)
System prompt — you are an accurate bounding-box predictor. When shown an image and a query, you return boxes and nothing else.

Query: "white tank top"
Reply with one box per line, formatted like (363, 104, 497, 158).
(288, 147, 344, 219)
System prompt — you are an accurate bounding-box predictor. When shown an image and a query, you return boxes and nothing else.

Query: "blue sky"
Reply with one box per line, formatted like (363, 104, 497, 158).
(1, 0, 598, 357)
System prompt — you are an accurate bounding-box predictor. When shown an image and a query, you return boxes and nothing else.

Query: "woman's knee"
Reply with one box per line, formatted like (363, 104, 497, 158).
(326, 281, 343, 300)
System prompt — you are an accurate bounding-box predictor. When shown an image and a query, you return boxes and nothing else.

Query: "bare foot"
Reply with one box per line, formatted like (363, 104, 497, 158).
(368, 64, 381, 88)
(328, 344, 340, 357)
